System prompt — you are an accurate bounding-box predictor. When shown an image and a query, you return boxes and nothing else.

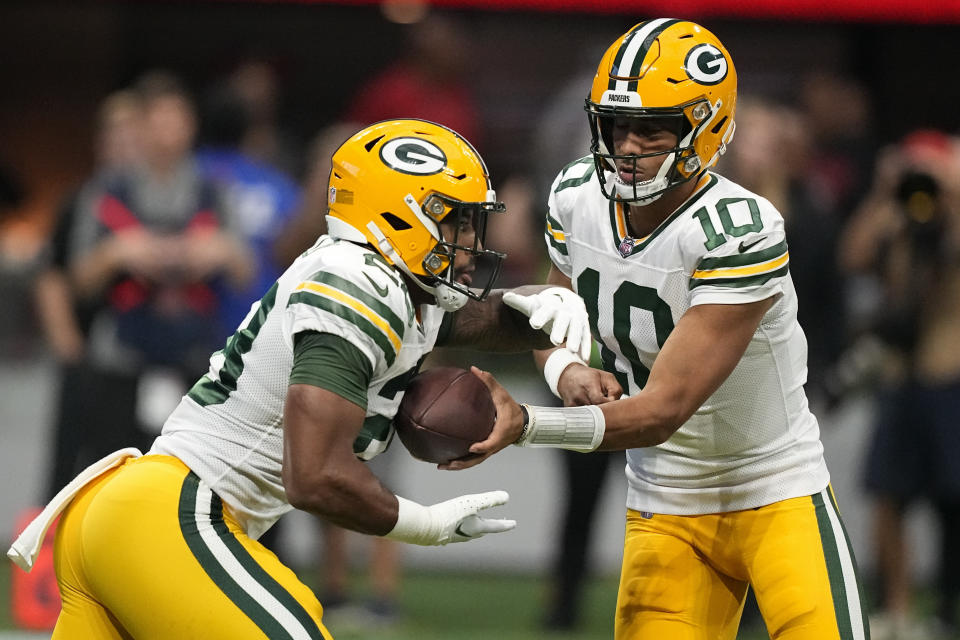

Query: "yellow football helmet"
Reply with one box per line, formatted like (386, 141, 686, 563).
(326, 119, 505, 311)
(586, 18, 737, 204)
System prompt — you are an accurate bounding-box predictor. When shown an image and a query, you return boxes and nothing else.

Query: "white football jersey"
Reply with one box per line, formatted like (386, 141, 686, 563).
(546, 158, 829, 514)
(151, 236, 445, 539)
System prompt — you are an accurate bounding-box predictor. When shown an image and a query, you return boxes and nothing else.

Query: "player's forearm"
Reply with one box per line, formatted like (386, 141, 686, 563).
(283, 445, 400, 536)
(594, 387, 691, 449)
(532, 346, 554, 373)
(281, 384, 400, 536)
(518, 302, 769, 452)
(285, 466, 400, 536)
(511, 384, 686, 454)
(34, 269, 85, 362)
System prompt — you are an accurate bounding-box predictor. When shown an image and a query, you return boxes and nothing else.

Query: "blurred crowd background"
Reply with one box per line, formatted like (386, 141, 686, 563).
(2, 1, 960, 638)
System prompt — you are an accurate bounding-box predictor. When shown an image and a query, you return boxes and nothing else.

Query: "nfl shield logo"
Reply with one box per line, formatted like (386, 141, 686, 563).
(618, 236, 635, 257)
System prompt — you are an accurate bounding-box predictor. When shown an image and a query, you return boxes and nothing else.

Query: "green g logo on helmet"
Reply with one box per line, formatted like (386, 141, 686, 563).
(684, 43, 728, 86)
(379, 137, 447, 175)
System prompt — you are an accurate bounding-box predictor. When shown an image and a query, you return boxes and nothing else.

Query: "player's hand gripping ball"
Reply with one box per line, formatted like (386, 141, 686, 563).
(394, 367, 496, 464)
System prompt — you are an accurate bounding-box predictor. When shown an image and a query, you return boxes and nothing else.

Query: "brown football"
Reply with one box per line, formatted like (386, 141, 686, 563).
(394, 367, 496, 464)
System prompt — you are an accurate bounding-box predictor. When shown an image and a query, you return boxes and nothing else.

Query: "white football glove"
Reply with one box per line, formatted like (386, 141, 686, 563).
(385, 491, 516, 546)
(503, 287, 592, 361)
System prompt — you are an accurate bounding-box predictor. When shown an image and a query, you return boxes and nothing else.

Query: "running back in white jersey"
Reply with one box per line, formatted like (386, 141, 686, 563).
(151, 236, 446, 539)
(546, 157, 829, 515)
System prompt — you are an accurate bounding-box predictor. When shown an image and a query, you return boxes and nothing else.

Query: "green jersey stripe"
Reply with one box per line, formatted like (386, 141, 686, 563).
(555, 158, 596, 193)
(189, 282, 279, 407)
(178, 474, 293, 640)
(546, 212, 565, 234)
(688, 264, 789, 289)
(696, 240, 789, 270)
(354, 414, 393, 457)
(547, 231, 569, 256)
(288, 291, 398, 366)
(546, 202, 569, 256)
(307, 272, 406, 338)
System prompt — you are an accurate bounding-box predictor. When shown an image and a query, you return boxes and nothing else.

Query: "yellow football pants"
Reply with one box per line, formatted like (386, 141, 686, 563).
(52, 455, 333, 640)
(615, 489, 869, 640)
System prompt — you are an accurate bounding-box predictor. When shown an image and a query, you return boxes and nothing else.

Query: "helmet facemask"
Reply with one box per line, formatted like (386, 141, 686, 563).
(418, 193, 506, 310)
(587, 98, 713, 205)
(365, 191, 505, 312)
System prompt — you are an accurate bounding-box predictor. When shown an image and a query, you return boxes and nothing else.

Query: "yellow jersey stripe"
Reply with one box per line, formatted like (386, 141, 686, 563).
(692, 251, 790, 280)
(294, 282, 402, 353)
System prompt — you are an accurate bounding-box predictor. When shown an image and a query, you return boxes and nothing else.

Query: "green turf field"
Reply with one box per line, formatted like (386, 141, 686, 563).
(1, 567, 775, 639)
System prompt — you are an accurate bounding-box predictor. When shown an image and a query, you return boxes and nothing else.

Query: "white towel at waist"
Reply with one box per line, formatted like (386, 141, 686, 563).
(7, 447, 142, 572)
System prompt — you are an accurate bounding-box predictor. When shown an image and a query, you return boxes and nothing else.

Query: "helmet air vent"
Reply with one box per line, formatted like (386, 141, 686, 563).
(710, 116, 728, 134)
(452, 173, 467, 180)
(380, 212, 413, 230)
(364, 135, 384, 152)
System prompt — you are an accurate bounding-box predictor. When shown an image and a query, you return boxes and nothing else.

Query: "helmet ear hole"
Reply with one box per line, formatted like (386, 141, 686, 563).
(380, 212, 412, 230)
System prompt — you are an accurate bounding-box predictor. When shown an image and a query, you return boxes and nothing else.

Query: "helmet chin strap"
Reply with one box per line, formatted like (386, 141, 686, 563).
(365, 222, 468, 312)
(612, 150, 676, 206)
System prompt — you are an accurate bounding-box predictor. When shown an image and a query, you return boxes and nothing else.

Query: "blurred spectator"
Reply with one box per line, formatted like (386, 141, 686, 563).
(344, 11, 482, 145)
(228, 57, 302, 178)
(196, 81, 302, 332)
(720, 96, 846, 403)
(839, 130, 960, 639)
(0, 164, 43, 362)
(272, 120, 358, 266)
(37, 90, 145, 498)
(0, 163, 60, 634)
(68, 70, 252, 450)
(800, 71, 877, 220)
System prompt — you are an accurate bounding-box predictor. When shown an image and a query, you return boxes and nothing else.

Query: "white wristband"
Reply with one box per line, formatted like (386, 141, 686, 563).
(515, 404, 605, 452)
(385, 496, 435, 546)
(543, 349, 586, 398)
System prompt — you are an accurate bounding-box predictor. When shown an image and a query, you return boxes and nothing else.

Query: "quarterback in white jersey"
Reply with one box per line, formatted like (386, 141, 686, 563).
(544, 158, 829, 515)
(17, 120, 593, 640)
(454, 20, 869, 640)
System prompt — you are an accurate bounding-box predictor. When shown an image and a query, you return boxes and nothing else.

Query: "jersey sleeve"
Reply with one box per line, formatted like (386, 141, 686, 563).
(544, 156, 595, 277)
(284, 260, 413, 373)
(290, 331, 372, 409)
(683, 193, 790, 306)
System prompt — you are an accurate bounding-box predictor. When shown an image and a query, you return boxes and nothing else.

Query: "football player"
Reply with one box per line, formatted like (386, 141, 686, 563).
(9, 119, 593, 639)
(453, 19, 870, 640)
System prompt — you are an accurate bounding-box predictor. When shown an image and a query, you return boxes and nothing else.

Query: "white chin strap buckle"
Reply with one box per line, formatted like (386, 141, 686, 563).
(435, 281, 468, 311)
